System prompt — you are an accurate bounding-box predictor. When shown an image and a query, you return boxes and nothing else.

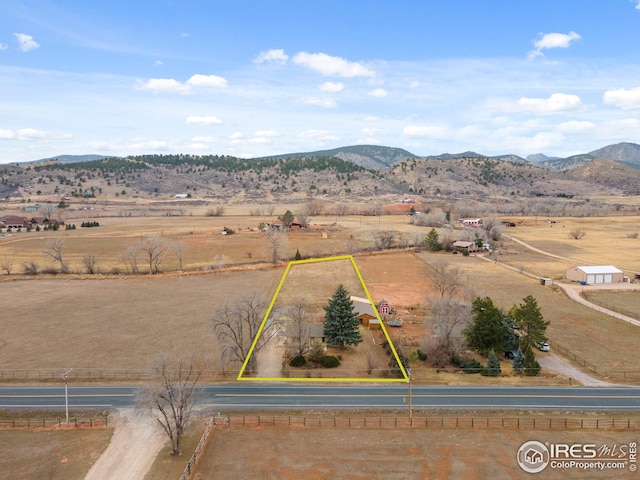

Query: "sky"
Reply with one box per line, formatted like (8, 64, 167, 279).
(1, 0, 640, 164)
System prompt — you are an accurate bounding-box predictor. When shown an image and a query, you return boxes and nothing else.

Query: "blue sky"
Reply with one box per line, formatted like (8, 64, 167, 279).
(1, 0, 640, 163)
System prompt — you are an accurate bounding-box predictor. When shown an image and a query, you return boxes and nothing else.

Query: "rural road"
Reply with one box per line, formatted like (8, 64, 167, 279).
(1, 384, 640, 411)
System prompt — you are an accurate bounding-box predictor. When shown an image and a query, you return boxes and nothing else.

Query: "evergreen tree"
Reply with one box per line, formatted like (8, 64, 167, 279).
(523, 345, 541, 376)
(486, 349, 501, 376)
(294, 248, 302, 260)
(463, 297, 505, 355)
(279, 209, 294, 228)
(323, 284, 363, 348)
(510, 295, 549, 352)
(424, 228, 442, 251)
(512, 348, 525, 374)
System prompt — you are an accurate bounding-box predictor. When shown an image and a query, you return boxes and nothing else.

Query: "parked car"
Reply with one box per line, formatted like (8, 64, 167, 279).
(536, 342, 550, 352)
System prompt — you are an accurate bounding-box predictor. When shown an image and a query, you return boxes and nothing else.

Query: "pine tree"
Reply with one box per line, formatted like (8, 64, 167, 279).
(486, 349, 501, 376)
(511, 295, 550, 352)
(463, 297, 505, 355)
(323, 284, 363, 348)
(523, 345, 541, 376)
(294, 248, 302, 260)
(512, 348, 525, 374)
(424, 228, 442, 251)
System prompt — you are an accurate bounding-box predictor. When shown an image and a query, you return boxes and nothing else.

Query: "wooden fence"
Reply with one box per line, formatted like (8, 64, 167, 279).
(220, 414, 640, 430)
(549, 342, 640, 380)
(0, 416, 108, 429)
(180, 417, 214, 480)
(0, 369, 235, 382)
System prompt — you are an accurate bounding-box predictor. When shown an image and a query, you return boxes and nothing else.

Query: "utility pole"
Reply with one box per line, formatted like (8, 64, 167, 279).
(61, 369, 72, 424)
(407, 368, 412, 424)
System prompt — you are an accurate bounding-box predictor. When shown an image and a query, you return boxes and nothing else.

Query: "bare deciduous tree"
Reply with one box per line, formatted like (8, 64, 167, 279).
(141, 235, 169, 274)
(482, 214, 503, 241)
(263, 229, 287, 265)
(139, 354, 201, 455)
(82, 254, 98, 274)
(333, 203, 349, 217)
(205, 205, 225, 217)
(303, 200, 324, 216)
(44, 239, 68, 273)
(211, 292, 278, 373)
(120, 244, 141, 274)
(373, 230, 395, 250)
(22, 261, 39, 275)
(286, 297, 310, 356)
(568, 228, 586, 240)
(1, 258, 13, 275)
(429, 297, 471, 356)
(42, 205, 56, 221)
(171, 241, 186, 271)
(423, 260, 463, 300)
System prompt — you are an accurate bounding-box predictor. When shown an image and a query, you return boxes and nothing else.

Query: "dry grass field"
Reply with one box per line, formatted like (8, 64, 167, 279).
(191, 421, 640, 480)
(0, 427, 112, 480)
(0, 211, 639, 381)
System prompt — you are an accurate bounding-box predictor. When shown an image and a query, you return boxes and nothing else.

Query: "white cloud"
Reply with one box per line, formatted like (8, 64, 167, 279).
(129, 140, 170, 151)
(515, 93, 584, 114)
(528, 31, 581, 59)
(0, 43, 8, 51)
(319, 81, 343, 93)
(636, 0, 640, 10)
(185, 115, 223, 125)
(298, 129, 338, 140)
(154, 60, 164, 66)
(403, 125, 449, 138)
(603, 86, 640, 109)
(301, 96, 338, 108)
(557, 120, 595, 133)
(191, 135, 216, 143)
(0, 128, 73, 142)
(368, 88, 387, 98)
(229, 132, 244, 140)
(186, 74, 228, 89)
(14, 33, 40, 52)
(362, 115, 380, 122)
(138, 78, 191, 94)
(254, 48, 289, 64)
(254, 130, 278, 137)
(362, 127, 387, 136)
(293, 52, 375, 77)
(138, 74, 228, 94)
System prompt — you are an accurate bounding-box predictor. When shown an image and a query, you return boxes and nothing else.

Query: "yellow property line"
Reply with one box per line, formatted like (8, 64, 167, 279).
(237, 255, 409, 382)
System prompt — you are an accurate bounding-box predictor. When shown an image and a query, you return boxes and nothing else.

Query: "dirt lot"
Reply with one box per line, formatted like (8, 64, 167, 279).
(0, 427, 112, 480)
(193, 421, 640, 480)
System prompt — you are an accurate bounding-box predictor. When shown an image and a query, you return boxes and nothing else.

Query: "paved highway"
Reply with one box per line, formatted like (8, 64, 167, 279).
(1, 384, 639, 412)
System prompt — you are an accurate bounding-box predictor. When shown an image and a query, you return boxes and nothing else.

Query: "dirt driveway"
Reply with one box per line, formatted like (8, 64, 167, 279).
(84, 409, 164, 480)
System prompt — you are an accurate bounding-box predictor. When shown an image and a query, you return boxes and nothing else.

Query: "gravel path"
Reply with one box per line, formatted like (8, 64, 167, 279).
(536, 353, 618, 386)
(84, 408, 165, 480)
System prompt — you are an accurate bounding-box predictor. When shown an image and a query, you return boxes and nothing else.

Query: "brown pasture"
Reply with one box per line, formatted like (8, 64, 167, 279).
(0, 428, 112, 480)
(193, 421, 640, 480)
(0, 214, 639, 381)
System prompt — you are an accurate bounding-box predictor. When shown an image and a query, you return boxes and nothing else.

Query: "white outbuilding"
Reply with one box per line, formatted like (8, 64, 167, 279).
(565, 265, 624, 284)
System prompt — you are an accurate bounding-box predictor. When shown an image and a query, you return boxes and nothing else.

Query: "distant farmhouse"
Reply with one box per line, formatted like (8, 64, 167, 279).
(566, 265, 625, 284)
